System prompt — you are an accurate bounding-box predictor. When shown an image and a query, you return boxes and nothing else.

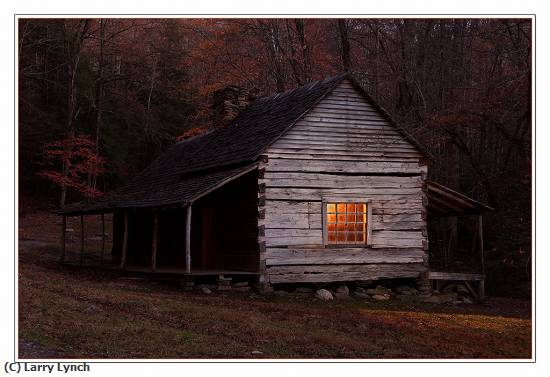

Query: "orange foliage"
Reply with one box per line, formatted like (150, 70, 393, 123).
(39, 136, 105, 198)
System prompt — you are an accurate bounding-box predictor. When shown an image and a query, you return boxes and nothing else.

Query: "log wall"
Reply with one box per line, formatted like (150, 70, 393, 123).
(258, 79, 428, 284)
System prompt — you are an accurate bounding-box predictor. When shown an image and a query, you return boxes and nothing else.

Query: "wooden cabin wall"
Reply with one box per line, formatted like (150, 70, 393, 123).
(259, 79, 429, 284)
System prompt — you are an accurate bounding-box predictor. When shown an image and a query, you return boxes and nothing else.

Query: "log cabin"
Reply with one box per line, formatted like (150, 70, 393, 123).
(60, 72, 492, 292)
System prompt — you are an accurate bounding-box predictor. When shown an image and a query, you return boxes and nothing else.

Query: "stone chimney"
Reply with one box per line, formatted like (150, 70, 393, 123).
(212, 85, 252, 128)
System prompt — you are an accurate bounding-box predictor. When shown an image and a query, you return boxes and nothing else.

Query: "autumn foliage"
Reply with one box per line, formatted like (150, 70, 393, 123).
(39, 136, 105, 199)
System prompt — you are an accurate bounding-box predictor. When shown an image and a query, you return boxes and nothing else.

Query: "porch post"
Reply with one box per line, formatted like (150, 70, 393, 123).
(151, 209, 159, 272)
(185, 203, 192, 274)
(478, 215, 485, 274)
(120, 210, 128, 269)
(100, 213, 105, 265)
(60, 215, 67, 263)
(79, 215, 85, 266)
(478, 214, 485, 300)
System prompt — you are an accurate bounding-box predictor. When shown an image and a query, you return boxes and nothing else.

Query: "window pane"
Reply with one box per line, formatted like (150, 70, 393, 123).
(325, 202, 368, 245)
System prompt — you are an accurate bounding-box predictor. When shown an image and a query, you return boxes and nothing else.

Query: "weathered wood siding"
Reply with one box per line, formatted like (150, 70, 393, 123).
(258, 80, 428, 284)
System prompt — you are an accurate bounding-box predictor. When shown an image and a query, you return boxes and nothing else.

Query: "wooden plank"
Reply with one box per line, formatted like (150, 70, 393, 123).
(261, 175, 423, 189)
(259, 213, 322, 229)
(266, 159, 422, 174)
(306, 111, 386, 123)
(274, 133, 415, 147)
(286, 126, 404, 138)
(309, 108, 389, 120)
(266, 153, 417, 163)
(268, 263, 426, 283)
(265, 228, 323, 239)
(299, 115, 394, 127)
(60, 215, 66, 263)
(265, 234, 322, 247)
(263, 172, 422, 183)
(318, 99, 381, 109)
(372, 208, 423, 215)
(151, 209, 159, 272)
(263, 200, 312, 213)
(372, 230, 424, 239)
(371, 221, 426, 231)
(271, 140, 421, 153)
(79, 215, 84, 266)
(428, 271, 485, 281)
(120, 210, 128, 269)
(185, 204, 192, 274)
(296, 119, 398, 130)
(264, 199, 422, 211)
(370, 238, 424, 249)
(264, 187, 422, 202)
(367, 204, 373, 245)
(277, 133, 417, 147)
(267, 148, 421, 159)
(373, 213, 423, 222)
(266, 247, 425, 266)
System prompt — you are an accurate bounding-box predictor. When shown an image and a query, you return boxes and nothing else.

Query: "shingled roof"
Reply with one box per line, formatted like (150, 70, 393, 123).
(60, 72, 428, 215)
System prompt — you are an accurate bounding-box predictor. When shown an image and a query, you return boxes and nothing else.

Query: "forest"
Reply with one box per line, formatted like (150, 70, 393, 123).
(18, 18, 532, 296)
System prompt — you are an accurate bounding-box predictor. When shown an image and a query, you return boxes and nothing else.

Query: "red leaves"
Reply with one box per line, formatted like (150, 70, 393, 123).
(38, 135, 105, 198)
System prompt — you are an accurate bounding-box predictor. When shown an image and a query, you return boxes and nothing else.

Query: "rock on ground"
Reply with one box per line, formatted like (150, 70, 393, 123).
(335, 285, 350, 295)
(315, 289, 334, 301)
(366, 287, 391, 295)
(353, 291, 370, 299)
(372, 294, 390, 301)
(422, 293, 458, 304)
(395, 285, 413, 293)
(198, 286, 212, 294)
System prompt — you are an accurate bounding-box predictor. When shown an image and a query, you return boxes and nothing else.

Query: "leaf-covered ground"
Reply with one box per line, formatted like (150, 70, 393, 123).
(18, 211, 532, 359)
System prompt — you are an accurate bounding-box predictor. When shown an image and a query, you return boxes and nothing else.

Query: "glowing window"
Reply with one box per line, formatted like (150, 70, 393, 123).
(325, 202, 368, 245)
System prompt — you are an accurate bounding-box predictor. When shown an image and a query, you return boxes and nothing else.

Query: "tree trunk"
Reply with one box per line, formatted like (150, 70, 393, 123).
(337, 19, 351, 71)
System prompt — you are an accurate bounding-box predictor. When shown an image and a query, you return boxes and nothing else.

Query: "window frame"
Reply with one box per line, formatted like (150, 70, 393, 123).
(321, 196, 373, 247)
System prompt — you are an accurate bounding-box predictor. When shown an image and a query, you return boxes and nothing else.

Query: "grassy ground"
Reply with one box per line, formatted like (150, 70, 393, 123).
(18, 210, 532, 359)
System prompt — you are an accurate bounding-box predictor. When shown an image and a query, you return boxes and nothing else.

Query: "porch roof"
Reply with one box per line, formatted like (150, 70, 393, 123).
(427, 181, 494, 216)
(59, 164, 258, 216)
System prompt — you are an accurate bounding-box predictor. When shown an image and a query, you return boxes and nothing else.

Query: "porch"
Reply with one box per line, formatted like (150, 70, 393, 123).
(426, 182, 494, 300)
(58, 168, 261, 280)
